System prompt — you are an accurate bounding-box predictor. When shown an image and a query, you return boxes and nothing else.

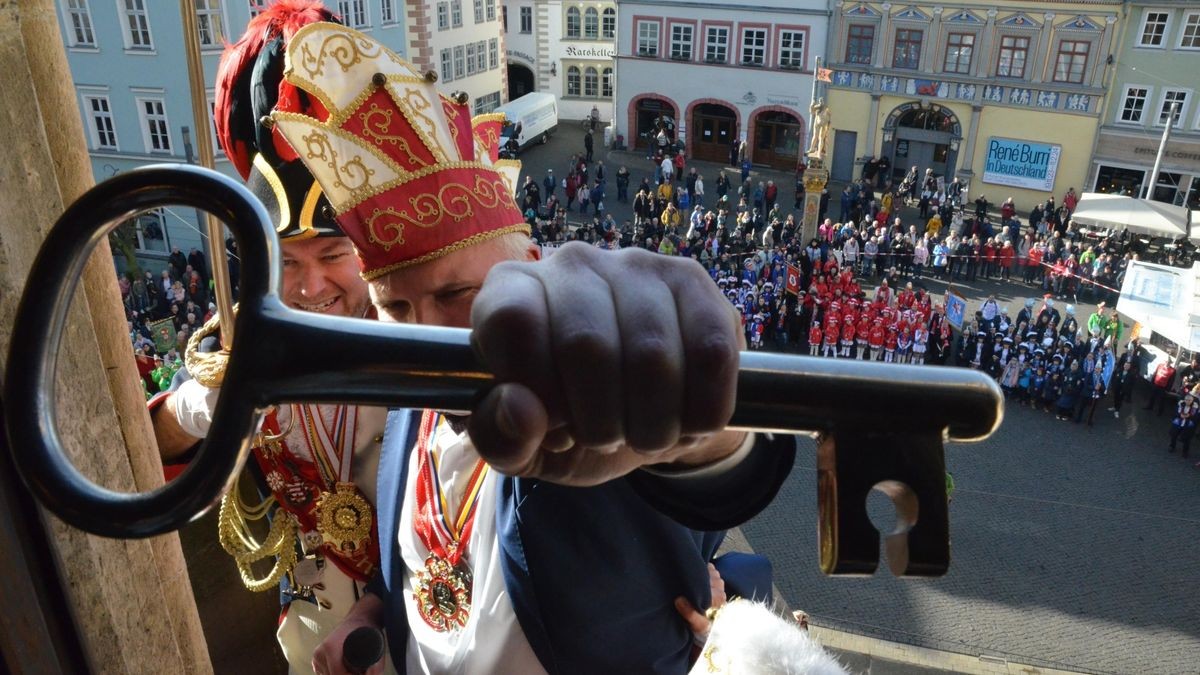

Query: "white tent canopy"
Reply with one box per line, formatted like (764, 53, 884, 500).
(1071, 192, 1189, 238)
(1116, 260, 1200, 352)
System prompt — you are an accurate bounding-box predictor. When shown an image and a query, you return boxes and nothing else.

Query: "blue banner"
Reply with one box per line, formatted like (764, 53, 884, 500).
(945, 292, 967, 331)
(982, 137, 1062, 191)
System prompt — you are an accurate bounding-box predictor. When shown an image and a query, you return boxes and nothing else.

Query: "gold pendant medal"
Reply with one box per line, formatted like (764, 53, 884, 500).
(315, 482, 373, 553)
(414, 554, 472, 632)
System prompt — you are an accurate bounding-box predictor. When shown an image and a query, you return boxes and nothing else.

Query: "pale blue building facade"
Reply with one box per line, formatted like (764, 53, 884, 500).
(56, 0, 407, 270)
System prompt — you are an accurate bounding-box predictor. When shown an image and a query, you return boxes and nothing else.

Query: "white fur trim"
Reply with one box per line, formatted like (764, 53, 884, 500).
(690, 600, 848, 675)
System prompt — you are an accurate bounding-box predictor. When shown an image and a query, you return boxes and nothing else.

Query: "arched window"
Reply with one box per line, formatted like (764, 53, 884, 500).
(567, 65, 581, 96)
(602, 8, 616, 39)
(584, 7, 599, 39)
(601, 67, 613, 97)
(566, 6, 580, 38)
(584, 66, 599, 97)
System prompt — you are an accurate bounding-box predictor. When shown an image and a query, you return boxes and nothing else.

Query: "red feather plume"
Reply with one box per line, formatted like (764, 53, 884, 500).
(214, 1, 336, 179)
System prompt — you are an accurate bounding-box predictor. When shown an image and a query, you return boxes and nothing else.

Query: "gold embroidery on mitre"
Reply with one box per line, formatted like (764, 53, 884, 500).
(367, 207, 405, 250)
(441, 99, 465, 150)
(358, 103, 429, 169)
(493, 159, 523, 194)
(473, 127, 500, 155)
(298, 129, 378, 195)
(277, 115, 427, 213)
(470, 113, 507, 127)
(385, 81, 454, 165)
(284, 23, 423, 124)
(280, 157, 520, 217)
(362, 172, 517, 255)
(297, 29, 378, 80)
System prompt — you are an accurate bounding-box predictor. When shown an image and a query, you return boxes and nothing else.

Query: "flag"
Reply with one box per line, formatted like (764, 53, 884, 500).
(785, 264, 801, 295)
(816, 67, 833, 83)
(150, 318, 177, 354)
(944, 291, 967, 331)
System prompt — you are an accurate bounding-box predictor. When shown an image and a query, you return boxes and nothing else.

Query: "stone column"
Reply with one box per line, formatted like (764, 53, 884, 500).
(0, 2, 211, 672)
(801, 160, 830, 244)
(923, 7, 944, 70)
(875, 3, 892, 69)
(957, 104, 984, 191)
(1031, 13, 1055, 84)
(867, 94, 881, 156)
(973, 9, 998, 78)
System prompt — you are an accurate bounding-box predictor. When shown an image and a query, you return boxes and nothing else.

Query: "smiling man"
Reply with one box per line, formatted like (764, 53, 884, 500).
(268, 22, 797, 675)
(146, 5, 391, 673)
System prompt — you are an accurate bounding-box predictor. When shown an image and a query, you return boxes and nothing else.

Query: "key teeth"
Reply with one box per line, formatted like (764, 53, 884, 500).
(817, 430, 950, 578)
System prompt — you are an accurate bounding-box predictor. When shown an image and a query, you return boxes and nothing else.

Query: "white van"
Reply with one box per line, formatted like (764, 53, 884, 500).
(496, 92, 558, 154)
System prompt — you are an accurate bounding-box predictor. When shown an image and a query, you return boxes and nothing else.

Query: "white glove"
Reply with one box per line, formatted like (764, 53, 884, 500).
(171, 378, 221, 439)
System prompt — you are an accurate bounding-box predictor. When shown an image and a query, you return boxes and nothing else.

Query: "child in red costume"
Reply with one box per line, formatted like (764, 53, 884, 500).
(856, 314, 872, 359)
(868, 319, 886, 362)
(808, 321, 822, 356)
(884, 324, 899, 363)
(840, 320, 856, 357)
(823, 315, 841, 358)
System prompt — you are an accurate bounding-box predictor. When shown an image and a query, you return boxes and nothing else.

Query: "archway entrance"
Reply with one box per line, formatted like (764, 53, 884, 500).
(753, 110, 803, 170)
(882, 103, 961, 185)
(632, 97, 677, 151)
(691, 103, 736, 163)
(507, 63, 535, 100)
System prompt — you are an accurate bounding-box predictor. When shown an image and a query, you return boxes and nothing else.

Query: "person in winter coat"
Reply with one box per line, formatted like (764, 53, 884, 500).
(1169, 393, 1199, 457)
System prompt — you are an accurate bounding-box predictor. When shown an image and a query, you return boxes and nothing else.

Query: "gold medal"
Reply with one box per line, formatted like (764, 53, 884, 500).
(414, 555, 471, 632)
(315, 481, 373, 553)
(411, 412, 488, 633)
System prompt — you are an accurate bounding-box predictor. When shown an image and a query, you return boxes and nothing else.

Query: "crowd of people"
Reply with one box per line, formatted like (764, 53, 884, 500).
(515, 143, 1198, 453)
(117, 245, 217, 395)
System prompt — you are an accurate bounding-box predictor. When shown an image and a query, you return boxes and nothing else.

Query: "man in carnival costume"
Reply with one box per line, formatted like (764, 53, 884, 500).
(264, 19, 798, 675)
(148, 3, 392, 672)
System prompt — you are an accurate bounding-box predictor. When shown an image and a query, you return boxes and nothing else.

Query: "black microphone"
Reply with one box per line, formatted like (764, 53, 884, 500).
(341, 626, 385, 675)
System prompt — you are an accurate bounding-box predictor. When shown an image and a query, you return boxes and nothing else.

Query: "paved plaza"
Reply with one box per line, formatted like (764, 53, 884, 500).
(515, 131, 1200, 674)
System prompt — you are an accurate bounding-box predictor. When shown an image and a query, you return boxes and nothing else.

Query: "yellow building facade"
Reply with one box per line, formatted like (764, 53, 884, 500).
(824, 1, 1121, 212)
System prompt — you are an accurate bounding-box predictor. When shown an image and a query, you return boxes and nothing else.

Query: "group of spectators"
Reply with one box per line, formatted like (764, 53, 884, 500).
(117, 246, 217, 396)
(517, 151, 1197, 458)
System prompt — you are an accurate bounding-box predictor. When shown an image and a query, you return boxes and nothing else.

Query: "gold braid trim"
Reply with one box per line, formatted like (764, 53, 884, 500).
(185, 310, 233, 388)
(361, 223, 532, 281)
(217, 471, 298, 593)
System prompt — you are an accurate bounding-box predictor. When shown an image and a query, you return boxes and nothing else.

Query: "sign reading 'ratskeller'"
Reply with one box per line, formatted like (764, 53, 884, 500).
(564, 45, 616, 58)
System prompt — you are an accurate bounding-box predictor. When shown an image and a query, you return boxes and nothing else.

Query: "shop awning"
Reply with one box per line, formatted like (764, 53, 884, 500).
(1071, 192, 1189, 238)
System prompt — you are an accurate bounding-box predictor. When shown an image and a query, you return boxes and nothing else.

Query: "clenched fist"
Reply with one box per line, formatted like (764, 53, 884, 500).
(467, 243, 748, 485)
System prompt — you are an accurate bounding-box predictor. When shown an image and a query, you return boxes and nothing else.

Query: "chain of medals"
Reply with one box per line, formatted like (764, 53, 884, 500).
(412, 410, 490, 632)
(295, 404, 375, 555)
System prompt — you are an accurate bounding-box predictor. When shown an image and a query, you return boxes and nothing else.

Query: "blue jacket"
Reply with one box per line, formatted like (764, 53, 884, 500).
(370, 410, 795, 674)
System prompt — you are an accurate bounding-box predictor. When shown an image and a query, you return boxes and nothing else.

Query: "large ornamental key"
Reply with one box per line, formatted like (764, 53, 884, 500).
(3, 165, 1002, 576)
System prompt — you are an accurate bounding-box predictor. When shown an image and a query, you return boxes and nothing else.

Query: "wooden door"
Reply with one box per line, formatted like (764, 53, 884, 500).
(692, 113, 734, 162)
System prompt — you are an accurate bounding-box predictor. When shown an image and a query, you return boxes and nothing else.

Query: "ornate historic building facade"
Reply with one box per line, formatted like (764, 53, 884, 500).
(612, 0, 828, 169)
(503, 1, 619, 123)
(1091, 0, 1200, 207)
(410, 0, 508, 114)
(823, 0, 1121, 209)
(59, 0, 409, 269)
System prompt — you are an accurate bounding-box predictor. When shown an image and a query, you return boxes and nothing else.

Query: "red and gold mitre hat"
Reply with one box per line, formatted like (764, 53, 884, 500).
(271, 23, 527, 280)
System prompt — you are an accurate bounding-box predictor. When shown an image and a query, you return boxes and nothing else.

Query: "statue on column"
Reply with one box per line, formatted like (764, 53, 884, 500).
(807, 98, 831, 159)
(800, 97, 831, 243)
